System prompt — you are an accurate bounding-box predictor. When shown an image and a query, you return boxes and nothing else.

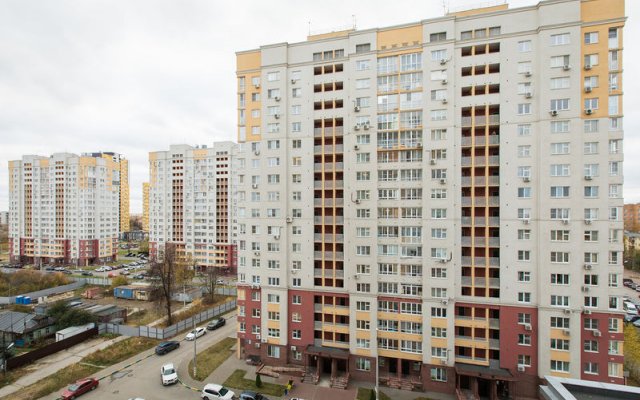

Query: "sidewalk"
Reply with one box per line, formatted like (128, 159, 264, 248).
(0, 335, 128, 398)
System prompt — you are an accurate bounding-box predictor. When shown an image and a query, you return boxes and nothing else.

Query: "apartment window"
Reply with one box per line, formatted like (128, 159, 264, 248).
(551, 295, 569, 307)
(431, 368, 447, 382)
(584, 362, 599, 375)
(584, 230, 599, 242)
(584, 98, 599, 110)
(550, 33, 570, 46)
(584, 53, 599, 67)
(356, 59, 370, 71)
(551, 339, 570, 351)
(431, 307, 447, 318)
(431, 49, 447, 61)
(551, 274, 570, 285)
(550, 164, 570, 177)
(550, 317, 569, 328)
(550, 99, 570, 111)
(550, 252, 570, 263)
(518, 292, 531, 303)
(431, 109, 447, 121)
(292, 295, 301, 304)
(267, 345, 280, 359)
(550, 77, 570, 90)
(518, 62, 532, 74)
(584, 142, 598, 154)
(551, 120, 570, 133)
(430, 32, 447, 42)
(517, 124, 531, 136)
(584, 120, 599, 133)
(267, 71, 280, 81)
(550, 186, 569, 198)
(518, 334, 531, 346)
(517, 187, 532, 199)
(292, 88, 302, 98)
(355, 358, 371, 371)
(551, 142, 570, 155)
(550, 55, 570, 68)
(518, 40, 532, 52)
(518, 145, 531, 157)
(551, 230, 570, 241)
(518, 271, 531, 282)
(356, 78, 370, 89)
(518, 250, 531, 262)
(356, 43, 371, 53)
(584, 32, 599, 44)
(584, 339, 599, 352)
(518, 208, 531, 219)
(551, 360, 570, 373)
(517, 103, 531, 115)
(518, 355, 531, 367)
(584, 186, 599, 198)
(518, 229, 531, 240)
(584, 76, 599, 89)
(356, 153, 370, 163)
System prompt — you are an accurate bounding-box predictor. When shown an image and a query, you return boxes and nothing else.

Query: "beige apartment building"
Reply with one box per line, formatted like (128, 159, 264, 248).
(142, 182, 150, 232)
(148, 143, 236, 271)
(234, 0, 626, 398)
(8, 152, 128, 265)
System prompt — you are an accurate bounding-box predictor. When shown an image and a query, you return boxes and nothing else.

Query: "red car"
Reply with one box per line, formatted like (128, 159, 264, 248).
(61, 378, 99, 399)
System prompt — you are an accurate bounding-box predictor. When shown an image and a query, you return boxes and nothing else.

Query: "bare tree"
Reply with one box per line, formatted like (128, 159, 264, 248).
(149, 243, 179, 326)
(199, 266, 221, 304)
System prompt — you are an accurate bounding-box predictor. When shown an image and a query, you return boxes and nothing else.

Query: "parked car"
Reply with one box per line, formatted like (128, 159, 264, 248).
(202, 383, 235, 400)
(240, 391, 270, 400)
(633, 319, 640, 328)
(625, 314, 640, 324)
(161, 363, 178, 385)
(155, 341, 180, 355)
(216, 279, 225, 285)
(61, 377, 99, 399)
(207, 318, 226, 331)
(624, 301, 639, 315)
(624, 278, 633, 287)
(81, 271, 94, 276)
(185, 327, 206, 341)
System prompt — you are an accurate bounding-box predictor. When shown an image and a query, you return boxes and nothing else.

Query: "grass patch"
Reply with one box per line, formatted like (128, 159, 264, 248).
(126, 309, 163, 326)
(188, 337, 235, 381)
(0, 337, 159, 400)
(357, 388, 391, 400)
(158, 296, 232, 328)
(224, 369, 285, 397)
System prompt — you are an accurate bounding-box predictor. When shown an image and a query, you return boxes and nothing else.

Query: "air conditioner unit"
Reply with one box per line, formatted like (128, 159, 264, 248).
(584, 175, 594, 181)
(563, 308, 571, 314)
(585, 109, 593, 115)
(440, 59, 447, 66)
(522, 176, 530, 183)
(261, 338, 268, 343)
(354, 199, 361, 204)
(524, 92, 533, 99)
(442, 79, 448, 85)
(561, 219, 569, 225)
(522, 218, 530, 225)
(562, 329, 571, 336)
(583, 308, 593, 315)
(581, 286, 590, 293)
(354, 124, 361, 131)
(441, 98, 448, 104)
(441, 298, 449, 305)
(286, 216, 293, 223)
(291, 78, 297, 84)
(584, 86, 592, 93)
(430, 159, 437, 165)
(584, 64, 592, 71)
(363, 123, 370, 130)
(439, 258, 447, 264)
(354, 274, 360, 280)
(593, 330, 602, 337)
(252, 183, 258, 189)
(439, 178, 447, 184)
(255, 334, 261, 340)
(524, 71, 532, 77)
(584, 264, 593, 270)
(274, 96, 281, 102)
(291, 269, 297, 274)
(274, 235, 280, 240)
(254, 150, 260, 156)
(254, 83, 260, 88)
(354, 106, 361, 112)
(550, 110, 558, 116)
(274, 114, 280, 119)
(416, 142, 423, 148)
(254, 251, 260, 256)
(524, 324, 532, 331)
(354, 144, 360, 150)
(563, 64, 571, 71)
(584, 219, 592, 225)
(255, 342, 261, 348)
(291, 346, 297, 351)
(517, 365, 526, 372)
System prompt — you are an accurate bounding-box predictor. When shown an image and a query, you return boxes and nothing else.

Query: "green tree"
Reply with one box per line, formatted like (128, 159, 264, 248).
(369, 389, 376, 400)
(47, 302, 96, 330)
(255, 373, 262, 388)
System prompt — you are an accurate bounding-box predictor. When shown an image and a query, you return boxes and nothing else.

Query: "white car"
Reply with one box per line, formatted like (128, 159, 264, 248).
(185, 327, 206, 341)
(160, 363, 178, 385)
(202, 383, 235, 400)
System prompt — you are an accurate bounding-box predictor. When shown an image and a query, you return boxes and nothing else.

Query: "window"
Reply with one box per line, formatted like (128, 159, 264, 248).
(550, 99, 570, 111)
(356, 78, 370, 89)
(550, 317, 569, 328)
(584, 32, 599, 44)
(551, 339, 570, 351)
(518, 62, 532, 74)
(517, 103, 531, 115)
(550, 164, 570, 177)
(518, 229, 531, 240)
(517, 187, 532, 199)
(550, 77, 570, 90)
(431, 49, 447, 61)
(517, 124, 531, 136)
(551, 252, 569, 263)
(550, 33, 570, 46)
(550, 186, 570, 198)
(551, 360, 570, 372)
(356, 283, 370, 293)
(518, 145, 531, 157)
(267, 71, 280, 81)
(430, 32, 447, 42)
(518, 40, 532, 52)
(518, 355, 531, 367)
(431, 368, 447, 382)
(551, 142, 570, 155)
(584, 53, 599, 67)
(584, 119, 599, 133)
(518, 292, 531, 303)
(550, 55, 570, 68)
(267, 345, 280, 358)
(518, 271, 531, 282)
(518, 250, 531, 262)
(551, 230, 570, 241)
(356, 59, 371, 71)
(551, 120, 570, 133)
(355, 358, 370, 371)
(584, 98, 599, 110)
(584, 362, 599, 375)
(356, 43, 371, 53)
(292, 88, 302, 98)
(551, 295, 569, 306)
(584, 186, 599, 198)
(584, 339, 599, 352)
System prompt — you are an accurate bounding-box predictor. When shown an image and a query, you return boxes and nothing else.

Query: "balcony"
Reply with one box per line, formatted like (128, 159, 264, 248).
(314, 144, 344, 154)
(313, 181, 344, 189)
(313, 251, 345, 261)
(461, 196, 500, 207)
(314, 127, 344, 138)
(461, 256, 500, 267)
(461, 236, 500, 247)
(460, 176, 500, 186)
(460, 276, 500, 287)
(314, 162, 344, 172)
(313, 216, 344, 224)
(314, 233, 345, 242)
(460, 115, 500, 128)
(313, 198, 345, 207)
(314, 268, 345, 278)
(461, 135, 500, 147)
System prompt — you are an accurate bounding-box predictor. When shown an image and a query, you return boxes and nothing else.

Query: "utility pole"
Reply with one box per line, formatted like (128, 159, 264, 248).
(192, 318, 197, 378)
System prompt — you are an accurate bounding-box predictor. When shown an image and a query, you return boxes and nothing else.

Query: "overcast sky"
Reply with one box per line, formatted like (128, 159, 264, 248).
(0, 0, 637, 214)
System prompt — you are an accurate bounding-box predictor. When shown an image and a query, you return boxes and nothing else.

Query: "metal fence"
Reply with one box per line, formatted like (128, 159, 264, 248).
(98, 299, 236, 340)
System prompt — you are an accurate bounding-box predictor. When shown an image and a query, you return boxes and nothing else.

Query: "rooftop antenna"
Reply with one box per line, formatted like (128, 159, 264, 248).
(442, 0, 448, 14)
(352, 14, 356, 29)
(308, 21, 311, 36)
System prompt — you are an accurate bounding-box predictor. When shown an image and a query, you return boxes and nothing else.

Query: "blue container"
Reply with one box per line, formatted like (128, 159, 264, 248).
(15, 296, 24, 305)
(114, 287, 135, 299)
(23, 297, 31, 305)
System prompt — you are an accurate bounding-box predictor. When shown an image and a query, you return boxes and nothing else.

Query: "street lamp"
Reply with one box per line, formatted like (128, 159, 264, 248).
(192, 318, 197, 378)
(374, 328, 379, 400)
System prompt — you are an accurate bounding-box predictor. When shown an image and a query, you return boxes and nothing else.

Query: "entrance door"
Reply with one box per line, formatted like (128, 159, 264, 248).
(460, 375, 471, 390)
(388, 358, 397, 375)
(401, 360, 410, 376)
(478, 378, 490, 399)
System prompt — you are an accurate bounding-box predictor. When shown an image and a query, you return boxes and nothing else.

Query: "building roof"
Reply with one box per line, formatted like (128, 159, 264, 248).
(0, 311, 51, 334)
(540, 376, 640, 400)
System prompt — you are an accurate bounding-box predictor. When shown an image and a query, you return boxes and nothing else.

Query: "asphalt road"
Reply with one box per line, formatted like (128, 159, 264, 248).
(41, 314, 237, 400)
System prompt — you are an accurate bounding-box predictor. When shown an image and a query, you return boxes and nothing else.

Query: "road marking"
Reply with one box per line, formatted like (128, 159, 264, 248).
(177, 378, 201, 392)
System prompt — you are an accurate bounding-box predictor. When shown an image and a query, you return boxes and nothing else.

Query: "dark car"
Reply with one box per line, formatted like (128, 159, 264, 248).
(207, 317, 226, 331)
(155, 341, 180, 355)
(240, 391, 270, 400)
(81, 271, 94, 276)
(61, 377, 99, 400)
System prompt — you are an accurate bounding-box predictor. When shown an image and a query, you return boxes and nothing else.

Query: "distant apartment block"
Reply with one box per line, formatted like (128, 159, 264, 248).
(234, 0, 625, 398)
(0, 211, 8, 226)
(142, 182, 150, 232)
(148, 143, 236, 271)
(8, 152, 128, 265)
(623, 203, 640, 232)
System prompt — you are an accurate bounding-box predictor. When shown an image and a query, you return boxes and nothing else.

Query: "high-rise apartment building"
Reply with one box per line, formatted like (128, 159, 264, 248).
(234, 0, 625, 397)
(8, 152, 127, 266)
(85, 152, 130, 233)
(148, 143, 236, 271)
(142, 182, 150, 232)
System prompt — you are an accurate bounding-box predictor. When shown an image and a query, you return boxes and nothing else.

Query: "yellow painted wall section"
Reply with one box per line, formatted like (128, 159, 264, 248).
(377, 25, 422, 50)
(581, 0, 624, 23)
(431, 338, 447, 348)
(449, 4, 508, 17)
(431, 318, 448, 328)
(550, 350, 571, 362)
(242, 71, 262, 143)
(193, 149, 208, 160)
(142, 182, 150, 232)
(549, 328, 568, 340)
(354, 348, 372, 357)
(119, 158, 130, 232)
(237, 288, 245, 301)
(307, 29, 353, 42)
(266, 303, 280, 312)
(378, 348, 422, 361)
(237, 50, 261, 72)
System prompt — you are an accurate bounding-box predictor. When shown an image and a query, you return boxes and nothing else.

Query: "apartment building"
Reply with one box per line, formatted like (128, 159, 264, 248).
(623, 203, 640, 232)
(8, 152, 127, 266)
(148, 143, 236, 271)
(142, 182, 150, 232)
(234, 0, 625, 398)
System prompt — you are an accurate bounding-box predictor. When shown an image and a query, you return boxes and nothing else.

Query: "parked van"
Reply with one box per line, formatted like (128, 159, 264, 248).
(624, 301, 638, 315)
